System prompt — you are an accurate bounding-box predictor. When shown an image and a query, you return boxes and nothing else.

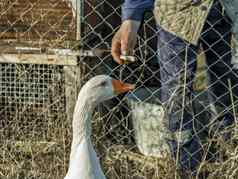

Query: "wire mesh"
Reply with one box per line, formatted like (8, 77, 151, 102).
(0, 0, 238, 179)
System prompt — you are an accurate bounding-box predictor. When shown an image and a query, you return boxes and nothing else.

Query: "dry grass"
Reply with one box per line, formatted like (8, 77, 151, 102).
(1, 109, 237, 179)
(0, 58, 238, 179)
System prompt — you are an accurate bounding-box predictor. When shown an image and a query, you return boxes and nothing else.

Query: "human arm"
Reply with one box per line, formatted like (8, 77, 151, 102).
(111, 0, 154, 64)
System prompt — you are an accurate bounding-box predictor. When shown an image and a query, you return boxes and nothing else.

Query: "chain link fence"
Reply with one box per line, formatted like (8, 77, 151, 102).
(0, 0, 238, 179)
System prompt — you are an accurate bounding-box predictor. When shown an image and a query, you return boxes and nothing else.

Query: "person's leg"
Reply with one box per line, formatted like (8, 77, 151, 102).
(201, 1, 238, 146)
(157, 26, 202, 175)
(221, 0, 238, 68)
(231, 24, 238, 69)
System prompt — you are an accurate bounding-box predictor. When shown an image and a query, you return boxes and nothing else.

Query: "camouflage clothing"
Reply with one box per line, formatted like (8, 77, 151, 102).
(157, 1, 238, 174)
(122, 0, 238, 175)
(220, 0, 238, 35)
(220, 0, 238, 68)
(154, 0, 214, 45)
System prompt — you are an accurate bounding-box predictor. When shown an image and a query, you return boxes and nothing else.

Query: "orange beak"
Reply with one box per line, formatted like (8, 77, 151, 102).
(112, 79, 135, 95)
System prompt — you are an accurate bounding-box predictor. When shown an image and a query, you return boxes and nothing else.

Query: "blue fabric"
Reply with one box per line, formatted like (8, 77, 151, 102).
(122, 0, 154, 21)
(157, 1, 237, 176)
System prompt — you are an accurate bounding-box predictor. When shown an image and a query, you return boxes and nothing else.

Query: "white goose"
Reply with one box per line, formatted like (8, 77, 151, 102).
(64, 75, 135, 179)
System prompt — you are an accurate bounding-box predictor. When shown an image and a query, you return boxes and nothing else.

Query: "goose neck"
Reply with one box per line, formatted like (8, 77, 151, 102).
(72, 93, 96, 147)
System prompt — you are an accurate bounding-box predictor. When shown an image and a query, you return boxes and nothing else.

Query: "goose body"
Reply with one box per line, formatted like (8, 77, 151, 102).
(64, 75, 134, 179)
(65, 138, 105, 179)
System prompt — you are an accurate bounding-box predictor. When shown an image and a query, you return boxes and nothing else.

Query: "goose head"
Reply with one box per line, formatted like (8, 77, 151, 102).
(80, 75, 135, 106)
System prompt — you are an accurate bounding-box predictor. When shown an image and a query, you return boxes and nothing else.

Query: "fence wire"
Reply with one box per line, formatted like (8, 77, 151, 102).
(0, 0, 238, 179)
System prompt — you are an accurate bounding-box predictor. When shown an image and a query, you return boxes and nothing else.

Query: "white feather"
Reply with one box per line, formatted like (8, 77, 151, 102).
(64, 75, 114, 179)
(64, 138, 106, 179)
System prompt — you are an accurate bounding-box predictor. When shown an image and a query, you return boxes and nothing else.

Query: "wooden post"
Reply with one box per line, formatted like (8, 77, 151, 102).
(76, 0, 81, 40)
(64, 60, 87, 123)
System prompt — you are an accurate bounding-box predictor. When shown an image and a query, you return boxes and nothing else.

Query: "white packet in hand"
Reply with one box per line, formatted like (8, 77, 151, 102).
(120, 55, 136, 63)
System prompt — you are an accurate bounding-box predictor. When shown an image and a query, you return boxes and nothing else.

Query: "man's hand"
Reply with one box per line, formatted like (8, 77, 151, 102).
(111, 20, 141, 64)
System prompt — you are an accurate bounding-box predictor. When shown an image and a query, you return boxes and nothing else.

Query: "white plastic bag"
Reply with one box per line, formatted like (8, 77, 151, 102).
(127, 88, 171, 157)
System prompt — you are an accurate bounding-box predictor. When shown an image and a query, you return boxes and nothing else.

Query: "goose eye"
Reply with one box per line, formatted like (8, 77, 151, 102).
(92, 81, 108, 89)
(100, 81, 107, 87)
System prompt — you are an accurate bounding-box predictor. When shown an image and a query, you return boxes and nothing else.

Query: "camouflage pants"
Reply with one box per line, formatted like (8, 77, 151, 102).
(220, 0, 238, 68)
(157, 1, 238, 175)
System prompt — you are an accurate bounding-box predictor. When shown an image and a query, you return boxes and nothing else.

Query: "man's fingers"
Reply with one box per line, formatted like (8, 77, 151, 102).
(111, 35, 124, 64)
(121, 36, 133, 55)
(121, 39, 130, 55)
(112, 33, 136, 64)
(111, 44, 123, 64)
(121, 33, 137, 56)
(111, 20, 140, 64)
